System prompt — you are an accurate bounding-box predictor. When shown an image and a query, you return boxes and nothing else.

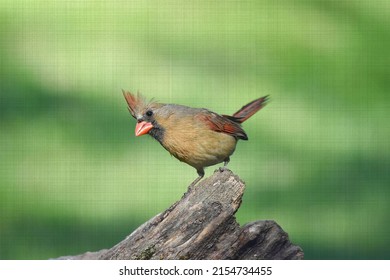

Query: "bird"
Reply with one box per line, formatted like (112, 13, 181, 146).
(123, 90, 268, 188)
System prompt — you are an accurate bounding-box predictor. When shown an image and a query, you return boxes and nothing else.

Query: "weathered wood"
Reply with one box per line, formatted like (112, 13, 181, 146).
(55, 169, 303, 260)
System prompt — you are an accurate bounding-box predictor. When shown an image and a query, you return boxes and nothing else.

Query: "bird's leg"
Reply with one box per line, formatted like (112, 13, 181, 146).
(188, 168, 205, 190)
(219, 157, 230, 172)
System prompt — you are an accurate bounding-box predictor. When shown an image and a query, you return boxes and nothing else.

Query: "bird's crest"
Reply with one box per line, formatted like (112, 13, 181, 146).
(122, 90, 156, 119)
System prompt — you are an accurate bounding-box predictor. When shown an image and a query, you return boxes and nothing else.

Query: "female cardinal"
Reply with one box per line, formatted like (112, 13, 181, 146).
(123, 91, 268, 187)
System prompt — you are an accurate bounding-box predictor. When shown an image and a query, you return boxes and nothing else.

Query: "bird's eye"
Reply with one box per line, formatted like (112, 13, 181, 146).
(145, 110, 153, 117)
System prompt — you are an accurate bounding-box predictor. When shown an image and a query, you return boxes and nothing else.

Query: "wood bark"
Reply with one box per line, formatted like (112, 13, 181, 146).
(56, 169, 303, 260)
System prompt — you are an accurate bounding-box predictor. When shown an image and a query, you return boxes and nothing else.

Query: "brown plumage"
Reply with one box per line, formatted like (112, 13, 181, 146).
(123, 90, 268, 187)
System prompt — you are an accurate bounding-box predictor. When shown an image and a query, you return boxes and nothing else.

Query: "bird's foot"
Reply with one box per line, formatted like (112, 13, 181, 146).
(218, 166, 229, 173)
(185, 175, 203, 194)
(183, 181, 198, 199)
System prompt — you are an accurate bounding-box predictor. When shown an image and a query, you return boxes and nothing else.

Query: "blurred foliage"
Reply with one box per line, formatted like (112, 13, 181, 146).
(0, 0, 389, 259)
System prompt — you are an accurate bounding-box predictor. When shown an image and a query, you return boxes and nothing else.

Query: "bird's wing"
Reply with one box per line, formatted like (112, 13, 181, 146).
(196, 111, 248, 140)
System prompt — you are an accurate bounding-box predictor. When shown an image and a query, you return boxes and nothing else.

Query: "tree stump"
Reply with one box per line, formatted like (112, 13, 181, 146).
(55, 169, 303, 260)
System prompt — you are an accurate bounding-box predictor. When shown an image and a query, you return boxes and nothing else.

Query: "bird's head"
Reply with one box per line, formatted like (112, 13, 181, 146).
(122, 90, 162, 137)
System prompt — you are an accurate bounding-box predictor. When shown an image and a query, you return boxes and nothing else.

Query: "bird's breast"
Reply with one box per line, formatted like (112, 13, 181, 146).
(160, 127, 237, 169)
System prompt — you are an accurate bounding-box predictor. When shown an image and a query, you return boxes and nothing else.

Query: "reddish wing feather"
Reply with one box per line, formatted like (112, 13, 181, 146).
(198, 96, 268, 139)
(197, 112, 248, 140)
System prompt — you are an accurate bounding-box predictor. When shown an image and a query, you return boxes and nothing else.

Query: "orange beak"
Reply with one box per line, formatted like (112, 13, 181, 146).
(135, 121, 153, 136)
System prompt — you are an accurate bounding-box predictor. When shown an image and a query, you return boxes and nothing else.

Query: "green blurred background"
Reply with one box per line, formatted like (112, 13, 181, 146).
(1, 0, 389, 260)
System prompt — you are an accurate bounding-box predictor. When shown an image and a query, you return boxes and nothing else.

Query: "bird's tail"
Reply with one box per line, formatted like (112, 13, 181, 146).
(224, 96, 269, 123)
